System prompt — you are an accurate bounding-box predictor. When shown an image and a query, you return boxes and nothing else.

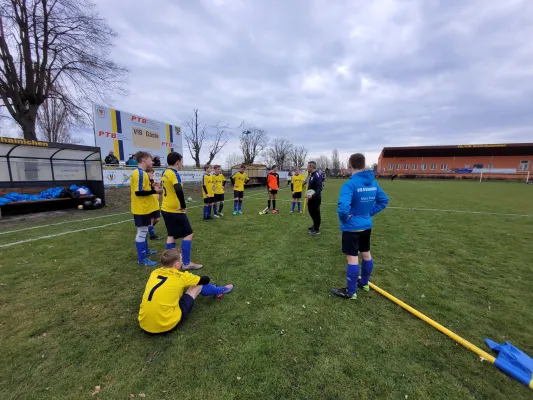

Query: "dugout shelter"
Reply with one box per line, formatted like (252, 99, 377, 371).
(0, 137, 105, 217)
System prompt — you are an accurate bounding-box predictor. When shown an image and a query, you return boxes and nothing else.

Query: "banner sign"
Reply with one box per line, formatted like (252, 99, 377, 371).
(103, 167, 203, 188)
(93, 104, 182, 162)
(472, 168, 516, 174)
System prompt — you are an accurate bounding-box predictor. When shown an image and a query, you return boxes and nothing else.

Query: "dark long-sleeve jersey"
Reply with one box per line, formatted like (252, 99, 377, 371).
(307, 170, 323, 198)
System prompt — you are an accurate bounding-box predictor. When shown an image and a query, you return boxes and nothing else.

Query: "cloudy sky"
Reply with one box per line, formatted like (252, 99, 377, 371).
(64, 0, 533, 164)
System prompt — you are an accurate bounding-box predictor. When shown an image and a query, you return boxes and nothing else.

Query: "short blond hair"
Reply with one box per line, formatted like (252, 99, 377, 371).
(161, 248, 182, 267)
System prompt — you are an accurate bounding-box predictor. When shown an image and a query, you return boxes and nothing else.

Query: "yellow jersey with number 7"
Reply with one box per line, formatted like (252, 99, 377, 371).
(138, 267, 200, 333)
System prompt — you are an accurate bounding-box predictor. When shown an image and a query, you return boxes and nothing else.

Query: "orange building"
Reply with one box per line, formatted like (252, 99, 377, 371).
(377, 143, 533, 180)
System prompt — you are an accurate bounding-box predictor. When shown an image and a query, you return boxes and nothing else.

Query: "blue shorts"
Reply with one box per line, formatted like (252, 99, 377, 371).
(234, 190, 244, 199)
(162, 211, 193, 239)
(178, 294, 195, 321)
(151, 210, 161, 219)
(133, 214, 151, 227)
(214, 194, 224, 202)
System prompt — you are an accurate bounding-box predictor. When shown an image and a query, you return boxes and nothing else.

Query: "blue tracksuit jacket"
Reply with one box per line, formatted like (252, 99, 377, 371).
(337, 170, 389, 232)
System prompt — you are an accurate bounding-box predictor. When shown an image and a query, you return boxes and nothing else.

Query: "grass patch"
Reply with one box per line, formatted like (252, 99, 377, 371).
(1, 180, 532, 399)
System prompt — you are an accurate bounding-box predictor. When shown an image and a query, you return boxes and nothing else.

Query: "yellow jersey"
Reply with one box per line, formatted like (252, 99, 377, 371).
(161, 168, 184, 213)
(232, 171, 249, 191)
(149, 180, 160, 213)
(291, 174, 305, 193)
(138, 267, 201, 333)
(212, 173, 226, 194)
(202, 173, 215, 198)
(131, 168, 153, 215)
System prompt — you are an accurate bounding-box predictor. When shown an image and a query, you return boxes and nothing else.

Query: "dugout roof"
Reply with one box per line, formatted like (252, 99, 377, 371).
(380, 143, 533, 158)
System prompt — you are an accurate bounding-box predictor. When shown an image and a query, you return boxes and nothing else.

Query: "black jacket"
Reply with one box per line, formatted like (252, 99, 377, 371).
(308, 170, 323, 198)
(105, 155, 119, 164)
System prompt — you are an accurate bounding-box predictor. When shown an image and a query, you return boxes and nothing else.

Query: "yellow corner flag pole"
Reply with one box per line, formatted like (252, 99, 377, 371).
(303, 172, 309, 212)
(368, 282, 496, 364)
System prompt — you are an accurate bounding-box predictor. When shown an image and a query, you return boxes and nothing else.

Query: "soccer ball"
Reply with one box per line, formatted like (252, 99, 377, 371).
(187, 197, 193, 203)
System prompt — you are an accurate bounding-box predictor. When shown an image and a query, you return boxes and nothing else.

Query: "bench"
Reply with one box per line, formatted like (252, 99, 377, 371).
(0, 186, 94, 218)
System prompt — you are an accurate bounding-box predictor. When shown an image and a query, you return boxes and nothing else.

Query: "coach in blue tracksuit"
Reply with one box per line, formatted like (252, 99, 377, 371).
(331, 153, 389, 300)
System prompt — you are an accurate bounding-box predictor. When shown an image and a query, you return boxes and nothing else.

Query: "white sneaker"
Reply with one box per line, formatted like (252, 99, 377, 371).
(219, 212, 224, 217)
(213, 214, 220, 218)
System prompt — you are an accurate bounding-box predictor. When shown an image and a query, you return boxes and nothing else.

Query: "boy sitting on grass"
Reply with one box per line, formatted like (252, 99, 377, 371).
(138, 249, 233, 334)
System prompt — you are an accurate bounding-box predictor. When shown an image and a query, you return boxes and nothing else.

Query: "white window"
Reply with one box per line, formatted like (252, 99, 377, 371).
(421, 164, 427, 170)
(396, 164, 401, 170)
(388, 164, 393, 170)
(473, 164, 483, 169)
(404, 164, 409, 170)
(488, 164, 493, 169)
(465, 164, 470, 168)
(441, 164, 447, 170)
(430, 164, 437, 170)
(412, 164, 418, 170)
(519, 160, 530, 171)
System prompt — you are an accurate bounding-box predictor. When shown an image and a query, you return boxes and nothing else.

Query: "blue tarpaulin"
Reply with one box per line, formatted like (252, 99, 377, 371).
(0, 187, 65, 207)
(485, 339, 533, 388)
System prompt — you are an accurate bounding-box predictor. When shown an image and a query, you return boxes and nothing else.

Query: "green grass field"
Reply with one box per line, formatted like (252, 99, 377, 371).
(1, 180, 532, 399)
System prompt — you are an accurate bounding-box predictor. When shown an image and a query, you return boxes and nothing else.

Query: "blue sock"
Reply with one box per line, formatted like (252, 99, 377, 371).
(136, 241, 147, 263)
(346, 264, 360, 296)
(182, 240, 192, 266)
(145, 237, 149, 253)
(298, 202, 301, 211)
(203, 205, 208, 218)
(234, 201, 238, 211)
(166, 242, 176, 250)
(213, 204, 218, 215)
(360, 259, 374, 286)
(200, 283, 223, 296)
(292, 202, 295, 211)
(207, 204, 212, 217)
(148, 225, 155, 237)
(238, 200, 242, 211)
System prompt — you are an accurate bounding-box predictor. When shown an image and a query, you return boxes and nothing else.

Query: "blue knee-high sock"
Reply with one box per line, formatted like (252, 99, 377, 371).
(203, 205, 208, 218)
(182, 240, 192, 266)
(234, 201, 238, 211)
(238, 200, 242, 211)
(298, 202, 301, 211)
(136, 241, 147, 263)
(166, 242, 176, 250)
(346, 264, 360, 296)
(200, 283, 223, 296)
(148, 225, 155, 237)
(360, 259, 374, 286)
(292, 201, 295, 211)
(213, 204, 218, 215)
(145, 236, 149, 253)
(219, 202, 224, 212)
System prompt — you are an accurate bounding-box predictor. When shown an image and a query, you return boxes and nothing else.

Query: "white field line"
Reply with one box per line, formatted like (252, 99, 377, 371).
(0, 203, 204, 249)
(0, 187, 273, 236)
(244, 197, 533, 218)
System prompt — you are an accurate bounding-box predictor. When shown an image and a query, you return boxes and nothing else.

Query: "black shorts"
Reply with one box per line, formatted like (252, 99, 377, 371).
(162, 211, 193, 239)
(342, 229, 371, 256)
(234, 190, 244, 199)
(203, 197, 213, 204)
(293, 192, 302, 199)
(133, 213, 152, 227)
(151, 210, 161, 219)
(178, 293, 195, 321)
(214, 193, 225, 202)
(269, 189, 278, 195)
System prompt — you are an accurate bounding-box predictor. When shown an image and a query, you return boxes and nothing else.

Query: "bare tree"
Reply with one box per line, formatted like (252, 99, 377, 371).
(205, 122, 230, 166)
(0, 0, 128, 140)
(240, 127, 269, 164)
(267, 138, 292, 169)
(184, 109, 207, 168)
(316, 155, 331, 171)
(259, 149, 274, 168)
(36, 94, 83, 144)
(291, 145, 308, 168)
(332, 149, 341, 173)
(225, 152, 244, 170)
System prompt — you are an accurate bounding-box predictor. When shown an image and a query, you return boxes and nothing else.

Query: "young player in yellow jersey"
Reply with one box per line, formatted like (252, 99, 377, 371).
(212, 165, 227, 217)
(131, 151, 162, 267)
(231, 164, 250, 215)
(145, 167, 162, 240)
(202, 165, 215, 220)
(290, 167, 306, 213)
(160, 152, 202, 271)
(138, 248, 233, 334)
